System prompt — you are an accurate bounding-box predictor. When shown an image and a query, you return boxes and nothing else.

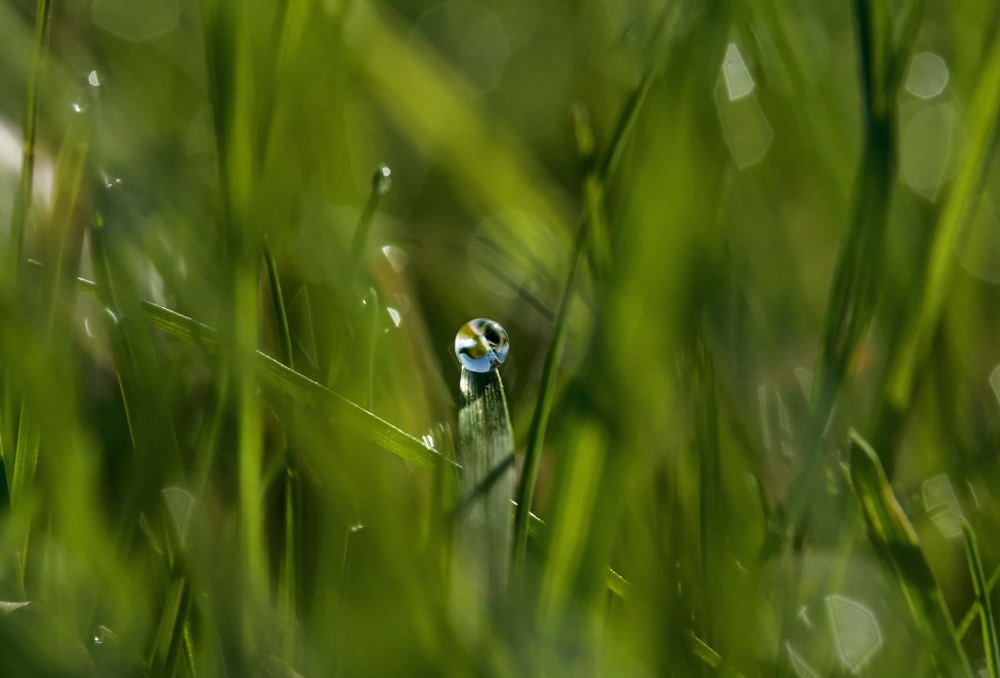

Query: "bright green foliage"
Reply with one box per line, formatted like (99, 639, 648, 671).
(2, 0, 1000, 675)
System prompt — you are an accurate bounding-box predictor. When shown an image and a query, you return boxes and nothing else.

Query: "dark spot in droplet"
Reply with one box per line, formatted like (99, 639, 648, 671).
(484, 325, 501, 345)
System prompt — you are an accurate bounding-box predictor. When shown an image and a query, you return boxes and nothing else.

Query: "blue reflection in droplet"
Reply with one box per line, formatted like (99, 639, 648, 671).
(454, 318, 509, 373)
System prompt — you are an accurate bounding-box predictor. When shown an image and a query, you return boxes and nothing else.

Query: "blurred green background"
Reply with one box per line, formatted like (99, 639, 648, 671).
(2, 0, 1000, 675)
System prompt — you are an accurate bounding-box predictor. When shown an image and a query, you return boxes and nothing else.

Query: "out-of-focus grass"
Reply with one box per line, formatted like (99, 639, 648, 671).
(2, 0, 1000, 676)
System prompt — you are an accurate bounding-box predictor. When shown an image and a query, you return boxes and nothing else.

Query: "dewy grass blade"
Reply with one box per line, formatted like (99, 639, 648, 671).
(848, 430, 971, 677)
(455, 365, 515, 603)
(71, 276, 442, 469)
(962, 519, 1000, 678)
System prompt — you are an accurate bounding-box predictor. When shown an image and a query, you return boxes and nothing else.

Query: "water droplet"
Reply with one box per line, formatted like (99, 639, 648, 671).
(454, 318, 509, 373)
(825, 595, 883, 672)
(922, 473, 963, 538)
(372, 164, 392, 195)
(71, 103, 83, 113)
(92, 625, 118, 646)
(906, 52, 949, 100)
(104, 308, 119, 324)
(92, 0, 180, 42)
(387, 307, 402, 327)
(382, 245, 408, 272)
(786, 642, 821, 678)
(87, 70, 101, 87)
(722, 43, 754, 100)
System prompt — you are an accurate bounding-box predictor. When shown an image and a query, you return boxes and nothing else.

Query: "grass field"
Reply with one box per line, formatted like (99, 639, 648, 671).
(2, 0, 1000, 675)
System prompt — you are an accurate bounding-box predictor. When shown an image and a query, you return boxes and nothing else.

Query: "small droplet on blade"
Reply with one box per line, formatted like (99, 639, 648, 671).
(455, 318, 509, 373)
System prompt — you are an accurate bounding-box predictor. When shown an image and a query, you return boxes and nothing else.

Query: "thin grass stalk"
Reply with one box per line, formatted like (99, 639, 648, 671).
(963, 520, 1000, 678)
(348, 166, 391, 284)
(264, 237, 301, 667)
(512, 4, 680, 570)
(959, 563, 1000, 639)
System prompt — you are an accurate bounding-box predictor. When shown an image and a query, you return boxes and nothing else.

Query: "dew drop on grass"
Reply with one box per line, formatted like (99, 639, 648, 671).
(87, 70, 101, 87)
(454, 318, 509, 372)
(372, 164, 392, 195)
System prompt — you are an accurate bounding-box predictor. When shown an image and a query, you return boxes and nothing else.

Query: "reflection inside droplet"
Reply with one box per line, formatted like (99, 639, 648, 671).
(87, 70, 101, 87)
(454, 318, 509, 372)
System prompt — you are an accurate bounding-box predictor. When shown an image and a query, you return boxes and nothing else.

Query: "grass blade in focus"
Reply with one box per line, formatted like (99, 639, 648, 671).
(848, 430, 971, 677)
(455, 368, 514, 605)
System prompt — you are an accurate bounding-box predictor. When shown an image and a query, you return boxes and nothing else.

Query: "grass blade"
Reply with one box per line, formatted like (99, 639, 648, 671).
(848, 430, 971, 677)
(962, 519, 1000, 678)
(71, 275, 442, 469)
(958, 564, 1000, 640)
(455, 368, 514, 604)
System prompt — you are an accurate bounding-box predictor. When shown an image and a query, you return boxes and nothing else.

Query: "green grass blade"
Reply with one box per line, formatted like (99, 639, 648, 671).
(848, 430, 971, 677)
(72, 276, 442, 469)
(455, 368, 514, 604)
(513, 83, 655, 571)
(538, 418, 607, 625)
(962, 519, 1000, 678)
(959, 564, 1000, 640)
(10, 404, 39, 517)
(264, 238, 294, 370)
(8, 0, 52, 279)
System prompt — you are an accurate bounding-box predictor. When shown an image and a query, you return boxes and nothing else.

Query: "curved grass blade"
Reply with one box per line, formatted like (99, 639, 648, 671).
(71, 276, 442, 469)
(962, 519, 1000, 678)
(848, 430, 971, 678)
